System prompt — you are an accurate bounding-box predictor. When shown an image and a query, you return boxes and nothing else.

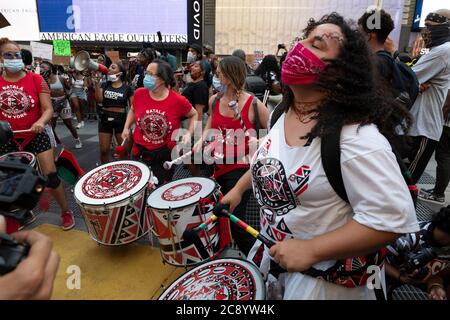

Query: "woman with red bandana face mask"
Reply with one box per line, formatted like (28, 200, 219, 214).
(220, 13, 419, 300)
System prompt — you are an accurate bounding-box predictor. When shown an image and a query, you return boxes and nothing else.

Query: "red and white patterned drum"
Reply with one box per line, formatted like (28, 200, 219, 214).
(147, 177, 221, 267)
(74, 161, 153, 246)
(159, 259, 265, 300)
(0, 152, 39, 172)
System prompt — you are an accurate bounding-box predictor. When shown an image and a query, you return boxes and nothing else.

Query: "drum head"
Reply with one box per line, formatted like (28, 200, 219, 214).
(0, 152, 36, 166)
(147, 177, 216, 210)
(159, 259, 265, 300)
(74, 161, 150, 205)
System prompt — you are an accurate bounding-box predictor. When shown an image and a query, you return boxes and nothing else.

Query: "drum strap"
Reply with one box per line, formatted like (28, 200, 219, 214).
(12, 135, 37, 151)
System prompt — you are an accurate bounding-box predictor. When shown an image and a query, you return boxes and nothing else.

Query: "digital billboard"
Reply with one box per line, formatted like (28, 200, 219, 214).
(412, 0, 450, 31)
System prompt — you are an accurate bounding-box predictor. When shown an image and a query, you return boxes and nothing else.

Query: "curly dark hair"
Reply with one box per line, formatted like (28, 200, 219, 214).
(358, 9, 395, 45)
(255, 55, 280, 79)
(433, 206, 450, 235)
(279, 12, 412, 140)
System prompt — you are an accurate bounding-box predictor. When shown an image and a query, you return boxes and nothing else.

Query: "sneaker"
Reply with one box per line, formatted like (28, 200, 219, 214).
(76, 121, 85, 129)
(75, 138, 83, 149)
(61, 211, 75, 231)
(418, 192, 445, 204)
(18, 211, 37, 230)
(419, 188, 434, 196)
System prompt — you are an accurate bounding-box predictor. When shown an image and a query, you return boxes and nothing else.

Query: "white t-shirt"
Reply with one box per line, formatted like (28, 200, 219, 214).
(409, 42, 450, 141)
(247, 114, 419, 300)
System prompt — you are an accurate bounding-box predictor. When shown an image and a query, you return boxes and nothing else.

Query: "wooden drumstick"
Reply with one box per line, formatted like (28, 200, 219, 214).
(13, 129, 33, 134)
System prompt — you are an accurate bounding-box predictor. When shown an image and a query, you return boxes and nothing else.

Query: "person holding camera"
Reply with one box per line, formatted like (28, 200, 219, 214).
(385, 206, 450, 298)
(0, 215, 60, 300)
(0, 38, 75, 231)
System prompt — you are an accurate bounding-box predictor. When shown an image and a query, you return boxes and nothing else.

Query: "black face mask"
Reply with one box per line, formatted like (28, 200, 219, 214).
(40, 70, 51, 79)
(422, 23, 450, 48)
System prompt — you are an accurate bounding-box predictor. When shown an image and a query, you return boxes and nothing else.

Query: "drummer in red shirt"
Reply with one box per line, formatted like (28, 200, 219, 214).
(0, 38, 75, 232)
(122, 59, 197, 184)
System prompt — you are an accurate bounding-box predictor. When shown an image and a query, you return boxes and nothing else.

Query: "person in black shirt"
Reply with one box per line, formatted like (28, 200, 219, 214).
(94, 62, 134, 163)
(182, 61, 209, 125)
(358, 8, 395, 82)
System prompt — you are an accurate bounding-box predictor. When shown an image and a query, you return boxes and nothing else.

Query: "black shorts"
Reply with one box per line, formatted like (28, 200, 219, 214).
(0, 132, 52, 155)
(98, 110, 126, 135)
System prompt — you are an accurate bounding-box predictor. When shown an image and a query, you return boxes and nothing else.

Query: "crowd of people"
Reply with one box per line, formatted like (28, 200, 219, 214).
(0, 6, 449, 300)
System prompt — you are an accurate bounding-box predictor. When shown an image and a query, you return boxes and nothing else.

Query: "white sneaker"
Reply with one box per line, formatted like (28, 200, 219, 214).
(75, 138, 83, 149)
(76, 121, 85, 129)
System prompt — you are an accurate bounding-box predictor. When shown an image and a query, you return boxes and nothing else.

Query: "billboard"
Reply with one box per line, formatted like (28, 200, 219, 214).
(37, 0, 190, 43)
(412, 0, 450, 31)
(0, 0, 40, 41)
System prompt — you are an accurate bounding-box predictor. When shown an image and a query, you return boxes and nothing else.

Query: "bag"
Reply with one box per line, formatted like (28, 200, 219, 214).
(245, 72, 267, 101)
(378, 51, 419, 110)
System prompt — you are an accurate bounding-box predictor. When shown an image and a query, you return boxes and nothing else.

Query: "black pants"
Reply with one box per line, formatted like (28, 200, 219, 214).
(133, 145, 174, 185)
(216, 168, 255, 256)
(408, 136, 439, 184)
(434, 127, 450, 196)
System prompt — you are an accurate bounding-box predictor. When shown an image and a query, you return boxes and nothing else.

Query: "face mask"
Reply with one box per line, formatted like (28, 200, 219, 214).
(40, 70, 51, 79)
(107, 73, 122, 82)
(212, 75, 222, 91)
(143, 74, 157, 91)
(3, 59, 24, 73)
(422, 23, 450, 48)
(187, 51, 197, 63)
(281, 42, 327, 86)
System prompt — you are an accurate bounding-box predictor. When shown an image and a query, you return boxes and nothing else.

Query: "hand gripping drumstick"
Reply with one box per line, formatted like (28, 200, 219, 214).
(214, 203, 275, 248)
(163, 139, 223, 170)
(114, 138, 128, 159)
(214, 203, 319, 277)
(182, 215, 219, 260)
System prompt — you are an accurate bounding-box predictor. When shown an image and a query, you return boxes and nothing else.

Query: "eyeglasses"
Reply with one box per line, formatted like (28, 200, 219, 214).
(2, 52, 22, 60)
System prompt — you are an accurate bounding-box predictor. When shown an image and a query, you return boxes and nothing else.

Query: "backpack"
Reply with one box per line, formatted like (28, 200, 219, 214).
(245, 71, 267, 102)
(268, 108, 418, 298)
(378, 51, 420, 110)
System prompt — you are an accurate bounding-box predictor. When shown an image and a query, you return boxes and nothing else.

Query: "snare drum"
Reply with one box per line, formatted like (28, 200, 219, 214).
(0, 151, 40, 173)
(147, 177, 221, 267)
(74, 161, 153, 246)
(159, 258, 265, 300)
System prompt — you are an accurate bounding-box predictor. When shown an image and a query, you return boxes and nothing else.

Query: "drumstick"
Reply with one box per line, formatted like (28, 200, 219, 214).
(13, 129, 33, 134)
(213, 203, 275, 248)
(163, 139, 222, 170)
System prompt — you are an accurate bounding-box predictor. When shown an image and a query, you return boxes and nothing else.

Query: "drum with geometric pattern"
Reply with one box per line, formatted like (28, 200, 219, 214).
(74, 161, 153, 246)
(159, 258, 265, 300)
(147, 177, 222, 267)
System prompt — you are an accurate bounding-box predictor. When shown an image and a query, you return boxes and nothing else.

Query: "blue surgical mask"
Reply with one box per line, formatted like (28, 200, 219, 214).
(143, 74, 157, 91)
(3, 59, 24, 73)
(212, 75, 222, 91)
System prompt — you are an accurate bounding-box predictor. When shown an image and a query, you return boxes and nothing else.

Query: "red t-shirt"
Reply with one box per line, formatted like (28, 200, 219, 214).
(132, 88, 193, 151)
(0, 72, 49, 139)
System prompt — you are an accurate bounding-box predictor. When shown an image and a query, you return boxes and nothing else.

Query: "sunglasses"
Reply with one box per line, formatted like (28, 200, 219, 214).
(2, 52, 22, 60)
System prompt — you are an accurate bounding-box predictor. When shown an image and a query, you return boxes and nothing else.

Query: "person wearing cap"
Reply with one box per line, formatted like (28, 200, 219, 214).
(405, 9, 450, 186)
(187, 44, 212, 88)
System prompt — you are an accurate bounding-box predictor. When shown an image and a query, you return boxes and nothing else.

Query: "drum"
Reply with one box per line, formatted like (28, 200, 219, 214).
(159, 258, 265, 300)
(74, 160, 153, 246)
(147, 177, 221, 267)
(0, 151, 39, 172)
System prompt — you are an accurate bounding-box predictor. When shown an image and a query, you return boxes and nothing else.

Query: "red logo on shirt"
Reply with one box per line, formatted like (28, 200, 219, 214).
(0, 85, 35, 119)
(138, 109, 172, 145)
